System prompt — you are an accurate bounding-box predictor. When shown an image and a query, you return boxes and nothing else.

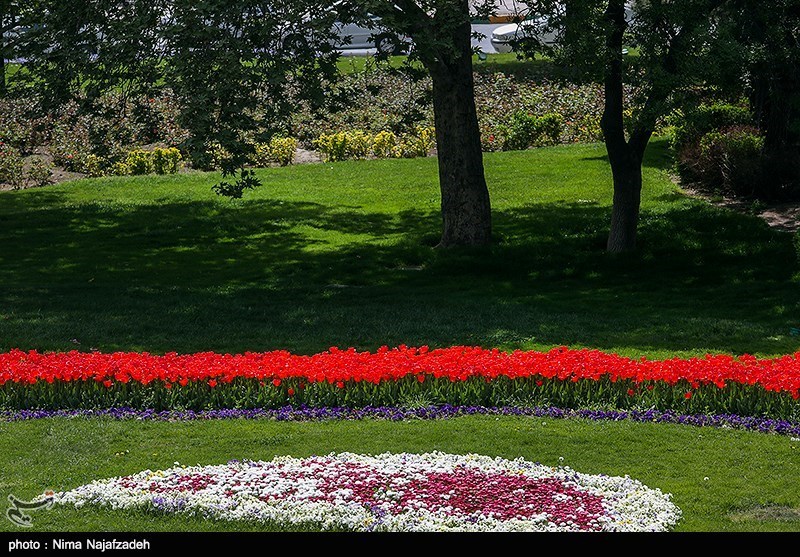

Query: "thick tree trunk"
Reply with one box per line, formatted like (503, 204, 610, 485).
(426, 21, 491, 248)
(601, 0, 645, 253)
(606, 153, 643, 252)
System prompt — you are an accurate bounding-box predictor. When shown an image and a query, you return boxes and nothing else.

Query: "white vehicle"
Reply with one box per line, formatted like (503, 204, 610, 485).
(491, 16, 558, 53)
(333, 18, 408, 54)
(281, 17, 408, 55)
(491, 6, 634, 54)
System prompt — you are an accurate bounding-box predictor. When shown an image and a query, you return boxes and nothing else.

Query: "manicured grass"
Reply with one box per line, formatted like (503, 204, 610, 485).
(0, 416, 798, 532)
(0, 140, 797, 358)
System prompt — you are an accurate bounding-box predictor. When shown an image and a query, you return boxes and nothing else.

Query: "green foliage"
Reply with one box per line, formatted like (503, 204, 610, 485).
(499, 112, 564, 151)
(316, 127, 435, 161)
(0, 97, 48, 154)
(0, 142, 25, 187)
(696, 127, 765, 194)
(25, 157, 54, 188)
(252, 137, 297, 168)
(125, 150, 153, 175)
(3, 373, 800, 420)
(152, 147, 182, 175)
(794, 231, 800, 265)
(211, 168, 260, 200)
(672, 104, 753, 153)
(372, 130, 399, 159)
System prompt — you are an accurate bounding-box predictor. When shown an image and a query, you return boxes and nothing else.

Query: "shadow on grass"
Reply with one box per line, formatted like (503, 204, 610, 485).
(0, 184, 797, 357)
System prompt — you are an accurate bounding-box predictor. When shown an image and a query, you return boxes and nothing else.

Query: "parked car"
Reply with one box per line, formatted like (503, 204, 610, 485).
(490, 5, 634, 54)
(490, 16, 556, 53)
(332, 17, 408, 54)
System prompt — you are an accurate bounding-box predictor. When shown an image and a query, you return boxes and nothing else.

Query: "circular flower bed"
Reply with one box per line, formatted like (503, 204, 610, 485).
(56, 452, 681, 531)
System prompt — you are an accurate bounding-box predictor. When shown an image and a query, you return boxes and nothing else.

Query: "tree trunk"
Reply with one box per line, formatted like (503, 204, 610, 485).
(601, 0, 645, 253)
(606, 153, 643, 252)
(426, 20, 491, 248)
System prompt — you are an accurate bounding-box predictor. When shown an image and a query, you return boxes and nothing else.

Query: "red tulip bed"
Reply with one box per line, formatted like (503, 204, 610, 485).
(2, 346, 799, 418)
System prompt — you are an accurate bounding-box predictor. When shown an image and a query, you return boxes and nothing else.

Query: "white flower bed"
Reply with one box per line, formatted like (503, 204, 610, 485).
(55, 452, 681, 531)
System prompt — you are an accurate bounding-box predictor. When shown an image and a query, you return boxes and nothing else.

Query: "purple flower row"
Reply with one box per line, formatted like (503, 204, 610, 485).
(2, 405, 800, 437)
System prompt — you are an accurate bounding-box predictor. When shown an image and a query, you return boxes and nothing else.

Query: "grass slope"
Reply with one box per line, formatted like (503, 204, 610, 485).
(1, 142, 799, 532)
(0, 416, 798, 532)
(1, 141, 797, 358)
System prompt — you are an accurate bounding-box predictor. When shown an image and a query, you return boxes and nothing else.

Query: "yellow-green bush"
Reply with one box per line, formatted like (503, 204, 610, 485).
(125, 150, 154, 175)
(400, 126, 436, 158)
(123, 148, 182, 176)
(347, 131, 372, 159)
(152, 147, 182, 174)
(372, 131, 398, 159)
(317, 128, 435, 162)
(315, 132, 351, 162)
(253, 137, 297, 167)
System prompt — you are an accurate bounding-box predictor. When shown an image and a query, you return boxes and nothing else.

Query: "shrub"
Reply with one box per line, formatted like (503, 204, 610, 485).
(316, 128, 435, 161)
(372, 131, 399, 158)
(125, 150, 154, 175)
(268, 136, 297, 166)
(693, 126, 765, 196)
(0, 97, 49, 154)
(500, 112, 565, 151)
(795, 231, 800, 265)
(672, 103, 752, 152)
(152, 147, 182, 174)
(252, 137, 297, 167)
(83, 154, 107, 178)
(25, 158, 54, 188)
(0, 142, 26, 188)
(393, 126, 435, 158)
(205, 142, 233, 171)
(315, 131, 373, 161)
(347, 130, 373, 159)
(315, 132, 351, 162)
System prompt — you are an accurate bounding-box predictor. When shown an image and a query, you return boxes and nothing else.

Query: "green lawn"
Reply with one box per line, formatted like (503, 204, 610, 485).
(0, 416, 798, 532)
(1, 140, 797, 358)
(2, 141, 799, 532)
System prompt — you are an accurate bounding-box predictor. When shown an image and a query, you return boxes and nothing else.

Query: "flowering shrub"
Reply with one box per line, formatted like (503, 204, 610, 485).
(55, 452, 682, 531)
(1, 346, 799, 417)
(315, 132, 352, 162)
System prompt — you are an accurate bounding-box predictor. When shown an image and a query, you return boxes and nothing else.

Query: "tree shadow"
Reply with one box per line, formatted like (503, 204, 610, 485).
(0, 183, 797, 357)
(579, 137, 674, 172)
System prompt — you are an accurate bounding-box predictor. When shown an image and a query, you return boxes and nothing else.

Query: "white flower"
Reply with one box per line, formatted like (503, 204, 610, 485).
(55, 452, 681, 532)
